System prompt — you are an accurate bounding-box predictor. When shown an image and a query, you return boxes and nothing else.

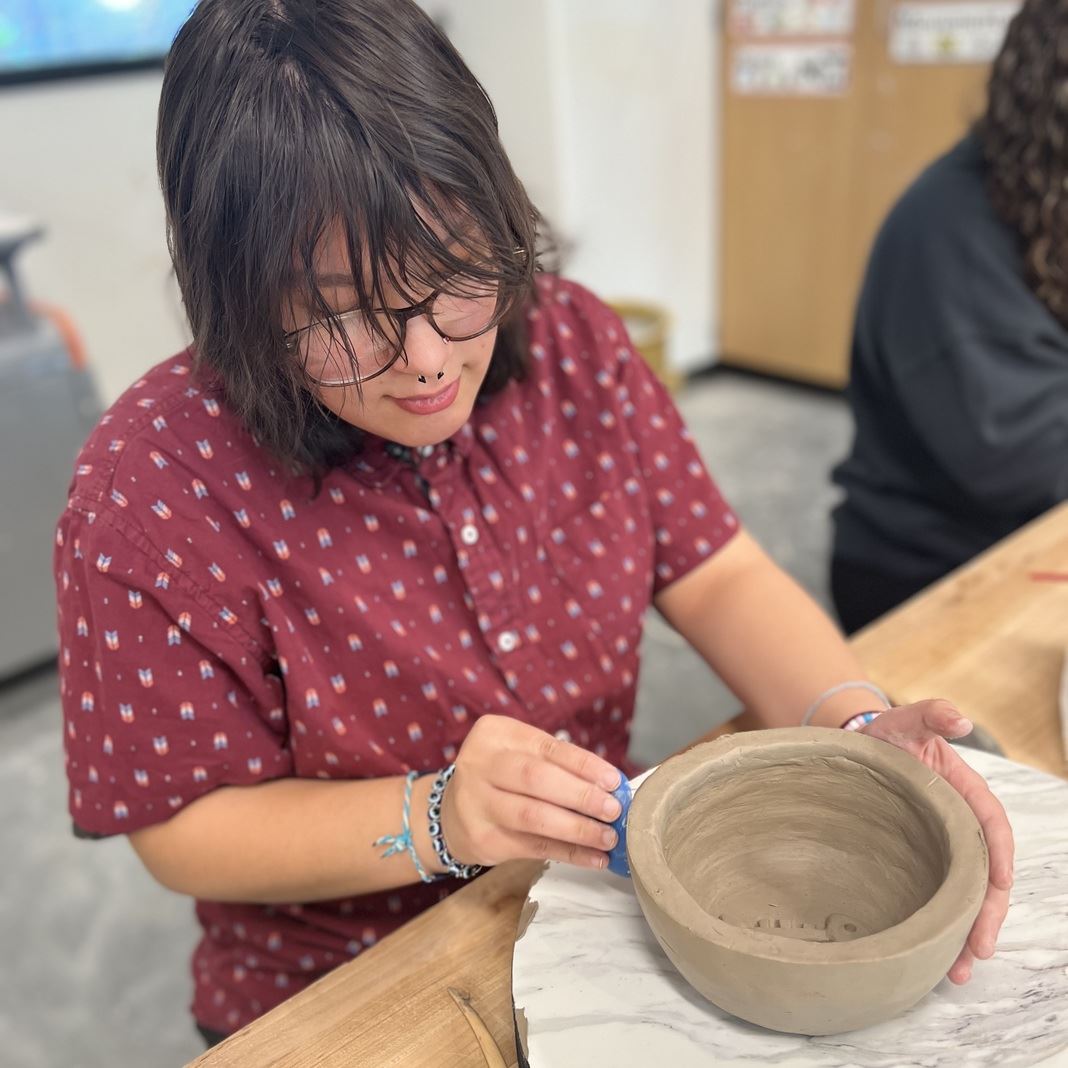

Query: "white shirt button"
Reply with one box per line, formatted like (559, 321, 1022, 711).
(460, 524, 480, 546)
(554, 728, 572, 743)
(418, 445, 435, 459)
(497, 630, 519, 654)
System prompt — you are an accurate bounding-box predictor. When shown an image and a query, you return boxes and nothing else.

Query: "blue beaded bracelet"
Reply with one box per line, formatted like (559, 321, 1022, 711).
(373, 770, 443, 884)
(427, 764, 483, 880)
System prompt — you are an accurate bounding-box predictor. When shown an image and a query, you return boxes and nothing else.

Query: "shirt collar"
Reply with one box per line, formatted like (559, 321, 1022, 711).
(347, 419, 476, 489)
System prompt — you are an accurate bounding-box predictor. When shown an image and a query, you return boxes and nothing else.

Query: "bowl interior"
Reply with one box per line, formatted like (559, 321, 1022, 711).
(660, 753, 950, 943)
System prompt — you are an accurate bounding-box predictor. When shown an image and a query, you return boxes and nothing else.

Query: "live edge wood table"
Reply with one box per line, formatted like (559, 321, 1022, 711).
(189, 504, 1068, 1067)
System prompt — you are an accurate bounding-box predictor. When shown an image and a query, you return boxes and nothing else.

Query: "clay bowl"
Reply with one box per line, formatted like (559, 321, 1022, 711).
(627, 727, 988, 1035)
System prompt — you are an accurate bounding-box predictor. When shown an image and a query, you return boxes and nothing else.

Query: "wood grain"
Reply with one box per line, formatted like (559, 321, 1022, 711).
(851, 502, 1068, 780)
(189, 504, 1068, 1066)
(720, 0, 991, 386)
(187, 860, 543, 1068)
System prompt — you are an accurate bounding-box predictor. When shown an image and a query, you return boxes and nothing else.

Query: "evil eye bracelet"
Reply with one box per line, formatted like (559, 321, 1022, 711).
(427, 763, 483, 881)
(373, 770, 443, 884)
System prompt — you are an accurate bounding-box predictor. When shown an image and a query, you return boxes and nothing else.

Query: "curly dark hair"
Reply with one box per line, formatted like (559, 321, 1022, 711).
(978, 0, 1068, 327)
(158, 0, 544, 476)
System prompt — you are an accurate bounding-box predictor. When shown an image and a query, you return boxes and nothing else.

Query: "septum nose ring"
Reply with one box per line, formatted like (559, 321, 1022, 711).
(418, 371, 446, 384)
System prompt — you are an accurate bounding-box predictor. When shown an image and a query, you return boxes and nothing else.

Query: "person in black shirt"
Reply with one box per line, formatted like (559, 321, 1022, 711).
(831, 0, 1068, 634)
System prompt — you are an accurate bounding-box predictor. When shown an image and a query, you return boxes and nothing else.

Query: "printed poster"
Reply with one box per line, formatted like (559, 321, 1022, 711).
(889, 2, 1021, 64)
(729, 0, 855, 37)
(731, 42, 852, 96)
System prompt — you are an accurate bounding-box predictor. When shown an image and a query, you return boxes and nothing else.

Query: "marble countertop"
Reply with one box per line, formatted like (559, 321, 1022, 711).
(513, 748, 1068, 1067)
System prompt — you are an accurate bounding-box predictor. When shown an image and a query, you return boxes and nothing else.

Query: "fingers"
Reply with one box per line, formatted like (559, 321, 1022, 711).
(479, 715, 621, 790)
(502, 829, 610, 870)
(458, 800, 614, 871)
(865, 702, 1014, 985)
(492, 749, 623, 823)
(944, 755, 1016, 889)
(937, 749, 1013, 977)
(920, 699, 973, 740)
(968, 884, 1011, 960)
(947, 945, 975, 984)
(451, 715, 624, 870)
(532, 726, 622, 791)
(494, 789, 618, 855)
(878, 702, 1014, 890)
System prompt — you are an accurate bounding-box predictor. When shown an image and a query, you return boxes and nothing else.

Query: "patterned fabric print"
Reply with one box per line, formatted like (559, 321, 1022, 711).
(54, 276, 738, 1035)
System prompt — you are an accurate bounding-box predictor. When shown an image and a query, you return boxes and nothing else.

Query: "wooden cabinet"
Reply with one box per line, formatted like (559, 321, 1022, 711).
(719, 1, 1001, 387)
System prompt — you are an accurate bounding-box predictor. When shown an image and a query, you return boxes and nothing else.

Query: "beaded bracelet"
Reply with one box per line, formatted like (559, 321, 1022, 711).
(373, 770, 443, 884)
(841, 710, 883, 732)
(801, 680, 891, 727)
(427, 763, 483, 881)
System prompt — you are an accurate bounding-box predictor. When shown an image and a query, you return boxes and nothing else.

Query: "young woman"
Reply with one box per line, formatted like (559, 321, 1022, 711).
(55, 0, 1013, 1046)
(833, 0, 1068, 633)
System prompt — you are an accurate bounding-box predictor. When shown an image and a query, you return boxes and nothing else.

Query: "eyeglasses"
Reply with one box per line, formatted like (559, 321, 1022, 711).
(284, 283, 505, 388)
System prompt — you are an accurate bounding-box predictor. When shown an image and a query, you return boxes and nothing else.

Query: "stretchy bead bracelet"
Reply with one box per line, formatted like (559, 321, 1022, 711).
(427, 763, 483, 881)
(801, 680, 891, 726)
(373, 770, 443, 884)
(841, 710, 883, 732)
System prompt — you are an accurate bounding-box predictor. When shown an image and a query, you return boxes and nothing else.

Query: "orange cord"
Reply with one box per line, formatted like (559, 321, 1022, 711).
(27, 300, 88, 370)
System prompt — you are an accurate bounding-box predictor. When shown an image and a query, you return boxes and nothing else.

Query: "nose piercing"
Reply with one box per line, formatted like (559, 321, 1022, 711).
(417, 371, 446, 384)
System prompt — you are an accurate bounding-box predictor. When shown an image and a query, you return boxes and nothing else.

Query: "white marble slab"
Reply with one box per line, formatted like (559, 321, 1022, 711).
(513, 749, 1068, 1067)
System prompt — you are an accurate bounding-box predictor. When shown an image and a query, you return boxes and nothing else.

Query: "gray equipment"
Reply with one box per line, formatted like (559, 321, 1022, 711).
(0, 214, 101, 679)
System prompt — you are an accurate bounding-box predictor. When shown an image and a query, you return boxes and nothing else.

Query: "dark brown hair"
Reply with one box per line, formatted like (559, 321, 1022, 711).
(978, 0, 1068, 326)
(158, 0, 543, 473)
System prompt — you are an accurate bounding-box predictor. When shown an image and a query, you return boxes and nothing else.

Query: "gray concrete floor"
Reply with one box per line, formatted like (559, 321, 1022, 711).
(1, 370, 851, 1067)
(631, 370, 850, 765)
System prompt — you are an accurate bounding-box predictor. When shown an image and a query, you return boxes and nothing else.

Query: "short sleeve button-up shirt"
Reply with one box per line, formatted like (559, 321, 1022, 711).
(55, 276, 738, 1033)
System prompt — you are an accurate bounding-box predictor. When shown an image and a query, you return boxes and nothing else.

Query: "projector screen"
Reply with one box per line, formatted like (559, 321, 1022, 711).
(0, 1, 194, 85)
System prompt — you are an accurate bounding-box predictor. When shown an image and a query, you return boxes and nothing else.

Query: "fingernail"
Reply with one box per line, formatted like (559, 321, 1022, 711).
(601, 828, 618, 849)
(600, 768, 622, 790)
(602, 796, 622, 820)
(590, 854, 606, 869)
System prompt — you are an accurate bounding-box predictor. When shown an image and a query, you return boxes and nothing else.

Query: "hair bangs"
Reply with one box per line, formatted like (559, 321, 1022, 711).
(159, 0, 546, 477)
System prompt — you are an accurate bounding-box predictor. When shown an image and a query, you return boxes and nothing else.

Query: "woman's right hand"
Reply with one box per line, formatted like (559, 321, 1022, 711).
(439, 714, 624, 870)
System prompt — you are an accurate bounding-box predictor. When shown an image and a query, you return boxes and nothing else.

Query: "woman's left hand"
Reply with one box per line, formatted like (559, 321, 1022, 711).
(859, 699, 1014, 984)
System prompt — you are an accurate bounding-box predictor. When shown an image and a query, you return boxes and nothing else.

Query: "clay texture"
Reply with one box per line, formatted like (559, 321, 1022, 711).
(626, 727, 988, 1035)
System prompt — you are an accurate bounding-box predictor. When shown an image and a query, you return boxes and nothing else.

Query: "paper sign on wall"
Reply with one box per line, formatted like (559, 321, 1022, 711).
(731, 42, 852, 95)
(729, 0, 855, 37)
(889, 2, 1021, 64)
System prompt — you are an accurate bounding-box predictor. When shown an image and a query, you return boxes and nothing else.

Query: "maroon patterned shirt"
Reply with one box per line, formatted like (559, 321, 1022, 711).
(55, 277, 738, 1034)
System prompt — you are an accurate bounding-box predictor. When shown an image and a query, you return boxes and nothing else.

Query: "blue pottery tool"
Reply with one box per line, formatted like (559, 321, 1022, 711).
(606, 773, 633, 877)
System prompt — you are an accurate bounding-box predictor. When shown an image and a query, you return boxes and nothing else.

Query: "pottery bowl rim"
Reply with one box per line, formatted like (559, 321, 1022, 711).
(627, 727, 988, 966)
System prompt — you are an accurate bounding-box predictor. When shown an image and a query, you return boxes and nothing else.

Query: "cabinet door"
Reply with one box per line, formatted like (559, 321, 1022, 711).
(720, 0, 995, 387)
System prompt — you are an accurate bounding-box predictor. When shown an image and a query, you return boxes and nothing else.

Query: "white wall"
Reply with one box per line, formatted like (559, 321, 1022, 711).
(0, 71, 187, 405)
(551, 0, 719, 374)
(423, 0, 566, 226)
(435, 0, 720, 373)
(0, 3, 720, 405)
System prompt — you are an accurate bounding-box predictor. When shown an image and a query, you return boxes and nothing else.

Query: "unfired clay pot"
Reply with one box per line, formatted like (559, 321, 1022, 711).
(627, 727, 988, 1035)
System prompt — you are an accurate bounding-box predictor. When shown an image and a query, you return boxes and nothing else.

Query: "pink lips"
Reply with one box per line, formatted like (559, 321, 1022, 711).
(391, 377, 461, 415)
